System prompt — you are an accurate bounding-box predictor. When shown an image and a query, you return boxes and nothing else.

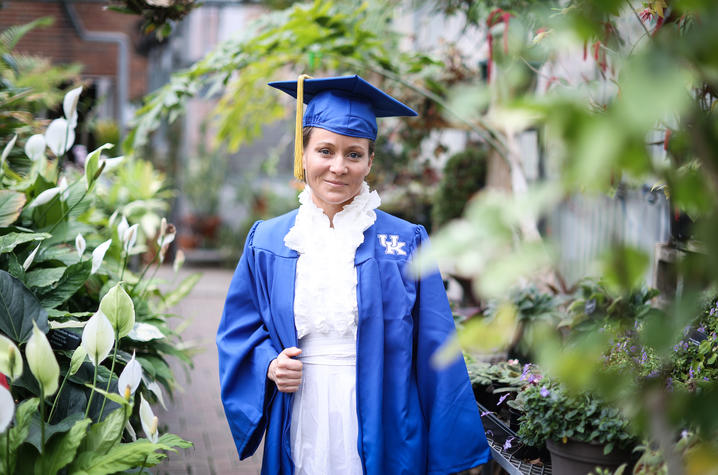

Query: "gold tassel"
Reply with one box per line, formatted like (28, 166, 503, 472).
(294, 74, 312, 181)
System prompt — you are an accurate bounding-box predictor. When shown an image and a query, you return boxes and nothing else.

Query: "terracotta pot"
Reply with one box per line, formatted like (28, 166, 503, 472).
(547, 439, 632, 475)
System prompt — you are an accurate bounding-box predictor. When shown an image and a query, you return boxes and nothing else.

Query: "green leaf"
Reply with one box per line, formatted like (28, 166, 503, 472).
(25, 266, 65, 289)
(0, 270, 49, 342)
(71, 439, 172, 474)
(0, 232, 50, 254)
(0, 190, 26, 227)
(4, 398, 40, 474)
(79, 405, 127, 455)
(34, 417, 92, 475)
(161, 272, 201, 309)
(37, 259, 91, 308)
(26, 412, 84, 453)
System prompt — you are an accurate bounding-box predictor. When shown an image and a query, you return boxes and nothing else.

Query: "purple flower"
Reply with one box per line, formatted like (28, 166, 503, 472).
(481, 410, 494, 417)
(540, 386, 550, 397)
(497, 393, 509, 406)
(681, 430, 690, 439)
(698, 325, 706, 333)
(630, 345, 638, 353)
(704, 376, 710, 382)
(520, 364, 530, 381)
(647, 370, 659, 378)
(527, 373, 542, 384)
(503, 437, 514, 451)
(640, 350, 648, 364)
(689, 368, 695, 379)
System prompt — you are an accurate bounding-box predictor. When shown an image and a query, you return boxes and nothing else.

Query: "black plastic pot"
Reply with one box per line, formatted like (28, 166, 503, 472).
(546, 439, 632, 475)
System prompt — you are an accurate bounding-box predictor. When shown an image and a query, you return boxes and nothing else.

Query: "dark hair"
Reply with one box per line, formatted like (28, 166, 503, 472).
(302, 126, 375, 156)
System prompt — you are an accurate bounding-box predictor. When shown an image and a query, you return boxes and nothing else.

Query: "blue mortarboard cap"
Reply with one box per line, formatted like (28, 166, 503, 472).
(268, 75, 417, 140)
(268, 74, 417, 180)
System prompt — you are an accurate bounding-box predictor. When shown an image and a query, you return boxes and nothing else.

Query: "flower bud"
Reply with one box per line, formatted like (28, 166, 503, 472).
(0, 335, 22, 381)
(26, 321, 59, 397)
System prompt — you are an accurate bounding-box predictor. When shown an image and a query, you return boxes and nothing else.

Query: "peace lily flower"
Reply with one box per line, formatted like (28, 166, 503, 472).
(0, 385, 14, 433)
(139, 393, 159, 443)
(26, 321, 59, 397)
(117, 216, 129, 243)
(81, 310, 115, 366)
(123, 223, 139, 254)
(45, 118, 75, 157)
(157, 218, 176, 263)
(117, 351, 142, 400)
(24, 134, 45, 161)
(63, 86, 82, 129)
(100, 155, 124, 172)
(0, 334, 23, 381)
(173, 249, 185, 273)
(91, 238, 112, 274)
(28, 187, 61, 209)
(1, 134, 17, 168)
(23, 244, 41, 271)
(99, 283, 135, 338)
(108, 210, 119, 227)
(76, 233, 86, 258)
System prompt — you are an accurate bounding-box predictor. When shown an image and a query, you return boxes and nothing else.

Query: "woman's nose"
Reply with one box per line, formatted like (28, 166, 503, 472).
(329, 157, 347, 174)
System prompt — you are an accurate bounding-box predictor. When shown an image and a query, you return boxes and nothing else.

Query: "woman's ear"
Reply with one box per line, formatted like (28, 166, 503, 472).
(367, 153, 374, 172)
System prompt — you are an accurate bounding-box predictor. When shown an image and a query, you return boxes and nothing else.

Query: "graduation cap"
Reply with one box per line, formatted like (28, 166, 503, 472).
(268, 74, 417, 180)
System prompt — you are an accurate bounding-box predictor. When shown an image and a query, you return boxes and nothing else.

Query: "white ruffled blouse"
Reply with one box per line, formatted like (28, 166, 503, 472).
(283, 182, 381, 340)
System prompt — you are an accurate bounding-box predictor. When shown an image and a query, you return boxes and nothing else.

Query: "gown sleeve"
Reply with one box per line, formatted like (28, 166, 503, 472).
(412, 225, 491, 473)
(217, 221, 280, 459)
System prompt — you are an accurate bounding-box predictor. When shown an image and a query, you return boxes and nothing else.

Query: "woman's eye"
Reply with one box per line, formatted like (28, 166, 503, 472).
(319, 148, 331, 156)
(348, 152, 362, 159)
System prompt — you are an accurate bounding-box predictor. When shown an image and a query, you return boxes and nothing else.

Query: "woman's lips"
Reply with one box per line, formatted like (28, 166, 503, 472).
(324, 180, 346, 186)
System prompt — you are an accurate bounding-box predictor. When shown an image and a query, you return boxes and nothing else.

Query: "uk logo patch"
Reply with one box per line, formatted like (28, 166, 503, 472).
(377, 234, 407, 256)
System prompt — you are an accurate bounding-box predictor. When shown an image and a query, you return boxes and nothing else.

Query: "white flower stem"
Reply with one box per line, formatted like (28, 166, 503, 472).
(120, 250, 128, 282)
(84, 364, 98, 419)
(131, 250, 161, 295)
(99, 338, 119, 419)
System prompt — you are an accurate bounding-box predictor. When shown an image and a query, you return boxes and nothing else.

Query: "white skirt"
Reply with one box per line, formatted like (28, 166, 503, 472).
(290, 335, 363, 475)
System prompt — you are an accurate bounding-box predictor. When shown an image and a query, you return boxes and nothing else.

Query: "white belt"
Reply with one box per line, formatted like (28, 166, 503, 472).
(297, 334, 356, 366)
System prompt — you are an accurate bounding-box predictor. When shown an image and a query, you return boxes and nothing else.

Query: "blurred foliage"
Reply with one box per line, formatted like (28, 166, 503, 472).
(431, 146, 487, 229)
(1, 18, 81, 172)
(106, 0, 198, 40)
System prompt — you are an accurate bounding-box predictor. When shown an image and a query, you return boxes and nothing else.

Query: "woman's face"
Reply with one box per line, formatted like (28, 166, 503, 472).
(303, 127, 373, 218)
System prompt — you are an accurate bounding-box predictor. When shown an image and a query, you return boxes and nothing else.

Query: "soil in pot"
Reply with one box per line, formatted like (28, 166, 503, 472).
(547, 439, 632, 475)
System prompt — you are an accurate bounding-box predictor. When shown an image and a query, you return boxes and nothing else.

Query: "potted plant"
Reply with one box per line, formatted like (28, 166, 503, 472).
(515, 379, 636, 474)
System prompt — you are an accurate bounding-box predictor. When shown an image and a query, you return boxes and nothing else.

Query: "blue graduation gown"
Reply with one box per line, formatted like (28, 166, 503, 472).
(217, 209, 490, 474)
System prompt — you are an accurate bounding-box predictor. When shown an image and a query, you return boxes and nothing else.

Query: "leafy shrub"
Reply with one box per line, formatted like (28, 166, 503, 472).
(0, 85, 196, 473)
(516, 380, 636, 454)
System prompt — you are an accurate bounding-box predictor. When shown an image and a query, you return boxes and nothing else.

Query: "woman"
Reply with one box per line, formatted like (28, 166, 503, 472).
(217, 75, 490, 474)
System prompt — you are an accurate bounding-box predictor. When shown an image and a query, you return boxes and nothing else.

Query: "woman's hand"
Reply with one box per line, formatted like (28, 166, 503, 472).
(267, 347, 303, 393)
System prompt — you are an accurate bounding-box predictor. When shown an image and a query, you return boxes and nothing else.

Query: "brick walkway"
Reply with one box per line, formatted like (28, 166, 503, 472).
(155, 266, 263, 475)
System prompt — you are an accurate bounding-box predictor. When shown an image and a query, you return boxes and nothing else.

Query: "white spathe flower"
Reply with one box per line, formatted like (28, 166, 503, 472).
(58, 176, 70, 200)
(100, 155, 124, 172)
(1, 134, 17, 167)
(23, 244, 40, 271)
(139, 393, 159, 443)
(63, 86, 82, 128)
(0, 334, 23, 381)
(123, 223, 139, 254)
(91, 239, 112, 274)
(0, 385, 14, 433)
(146, 381, 167, 410)
(45, 118, 76, 156)
(173, 249, 185, 273)
(26, 321, 59, 397)
(108, 209, 119, 227)
(117, 216, 129, 243)
(117, 351, 142, 400)
(146, 0, 173, 6)
(99, 283, 135, 339)
(28, 187, 60, 208)
(24, 134, 46, 161)
(75, 233, 86, 258)
(81, 310, 115, 367)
